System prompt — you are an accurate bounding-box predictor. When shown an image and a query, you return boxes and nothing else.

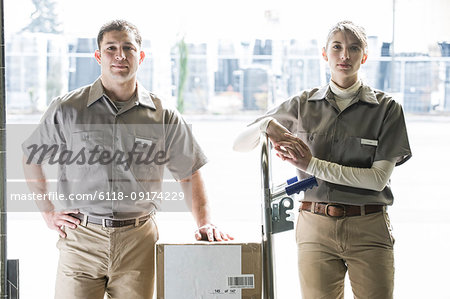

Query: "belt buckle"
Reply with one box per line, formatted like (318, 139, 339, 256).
(325, 203, 346, 218)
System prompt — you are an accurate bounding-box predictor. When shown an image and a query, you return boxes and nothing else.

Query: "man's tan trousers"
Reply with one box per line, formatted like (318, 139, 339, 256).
(55, 216, 158, 299)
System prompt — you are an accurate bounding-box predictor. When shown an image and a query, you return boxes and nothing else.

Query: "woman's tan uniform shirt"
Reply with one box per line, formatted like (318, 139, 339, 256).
(255, 82, 411, 206)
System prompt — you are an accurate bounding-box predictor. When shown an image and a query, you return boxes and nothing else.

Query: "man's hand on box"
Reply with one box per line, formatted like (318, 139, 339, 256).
(195, 224, 234, 242)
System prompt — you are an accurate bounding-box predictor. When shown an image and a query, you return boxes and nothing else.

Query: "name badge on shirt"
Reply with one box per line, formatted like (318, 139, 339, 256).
(361, 138, 378, 146)
(135, 137, 153, 146)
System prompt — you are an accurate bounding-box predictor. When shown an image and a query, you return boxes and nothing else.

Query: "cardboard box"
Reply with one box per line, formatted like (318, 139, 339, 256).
(156, 242, 262, 299)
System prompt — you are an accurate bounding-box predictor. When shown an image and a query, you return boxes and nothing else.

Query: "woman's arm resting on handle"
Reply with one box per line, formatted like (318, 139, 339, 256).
(233, 117, 291, 152)
(275, 133, 396, 191)
(232, 117, 274, 152)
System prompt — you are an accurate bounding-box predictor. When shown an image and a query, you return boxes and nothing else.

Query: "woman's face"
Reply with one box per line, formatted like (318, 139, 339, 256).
(322, 30, 367, 87)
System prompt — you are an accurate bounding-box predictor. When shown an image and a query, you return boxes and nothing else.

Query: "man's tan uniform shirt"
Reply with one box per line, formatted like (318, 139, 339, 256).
(23, 78, 207, 218)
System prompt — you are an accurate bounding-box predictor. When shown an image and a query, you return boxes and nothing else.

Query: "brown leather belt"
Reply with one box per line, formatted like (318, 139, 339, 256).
(70, 212, 153, 228)
(300, 202, 384, 218)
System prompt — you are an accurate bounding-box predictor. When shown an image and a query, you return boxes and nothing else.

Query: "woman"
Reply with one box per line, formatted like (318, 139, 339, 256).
(234, 21, 411, 299)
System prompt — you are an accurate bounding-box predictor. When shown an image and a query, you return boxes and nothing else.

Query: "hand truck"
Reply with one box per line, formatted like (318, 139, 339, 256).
(260, 134, 317, 299)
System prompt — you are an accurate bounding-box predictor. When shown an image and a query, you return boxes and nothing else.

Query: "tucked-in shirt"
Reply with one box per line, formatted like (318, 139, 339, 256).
(22, 78, 208, 218)
(251, 82, 412, 206)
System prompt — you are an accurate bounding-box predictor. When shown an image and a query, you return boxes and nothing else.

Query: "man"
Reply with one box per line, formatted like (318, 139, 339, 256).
(22, 19, 231, 299)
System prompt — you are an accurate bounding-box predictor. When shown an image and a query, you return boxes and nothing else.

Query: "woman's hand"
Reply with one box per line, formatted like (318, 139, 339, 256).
(266, 119, 291, 146)
(274, 133, 312, 171)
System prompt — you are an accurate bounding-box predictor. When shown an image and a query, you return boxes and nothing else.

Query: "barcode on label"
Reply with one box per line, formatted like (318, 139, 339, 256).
(227, 275, 255, 289)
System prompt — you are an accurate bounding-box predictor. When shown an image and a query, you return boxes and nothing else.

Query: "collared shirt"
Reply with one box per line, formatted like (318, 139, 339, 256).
(22, 78, 208, 218)
(257, 82, 412, 206)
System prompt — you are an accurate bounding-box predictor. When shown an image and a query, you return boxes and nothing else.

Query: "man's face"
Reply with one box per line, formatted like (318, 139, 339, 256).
(95, 30, 145, 85)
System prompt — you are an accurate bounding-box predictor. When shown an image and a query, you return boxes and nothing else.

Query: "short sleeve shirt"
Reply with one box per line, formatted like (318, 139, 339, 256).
(257, 83, 412, 206)
(22, 78, 208, 218)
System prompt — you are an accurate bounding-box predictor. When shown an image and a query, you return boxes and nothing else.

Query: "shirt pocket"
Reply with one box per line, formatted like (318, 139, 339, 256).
(126, 135, 164, 185)
(341, 136, 377, 167)
(71, 130, 105, 153)
(70, 130, 105, 165)
(68, 131, 108, 188)
(295, 131, 329, 160)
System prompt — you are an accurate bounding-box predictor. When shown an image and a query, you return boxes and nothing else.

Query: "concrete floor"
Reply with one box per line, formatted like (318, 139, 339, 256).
(6, 113, 450, 298)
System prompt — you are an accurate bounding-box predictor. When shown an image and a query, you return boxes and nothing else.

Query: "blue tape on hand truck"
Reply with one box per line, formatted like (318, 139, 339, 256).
(285, 176, 318, 195)
(286, 176, 298, 185)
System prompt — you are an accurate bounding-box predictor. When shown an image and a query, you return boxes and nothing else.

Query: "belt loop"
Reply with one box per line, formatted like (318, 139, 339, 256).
(311, 202, 316, 213)
(102, 218, 106, 228)
(82, 214, 88, 226)
(135, 217, 139, 227)
(360, 205, 366, 216)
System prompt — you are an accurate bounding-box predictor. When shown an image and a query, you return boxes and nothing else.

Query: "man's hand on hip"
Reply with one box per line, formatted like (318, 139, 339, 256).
(42, 209, 81, 238)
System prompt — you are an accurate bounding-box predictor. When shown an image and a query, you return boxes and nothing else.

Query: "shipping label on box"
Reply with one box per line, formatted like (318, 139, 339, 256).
(157, 242, 261, 299)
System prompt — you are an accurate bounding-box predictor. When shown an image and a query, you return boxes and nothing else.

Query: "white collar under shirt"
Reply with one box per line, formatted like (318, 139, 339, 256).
(329, 79, 362, 111)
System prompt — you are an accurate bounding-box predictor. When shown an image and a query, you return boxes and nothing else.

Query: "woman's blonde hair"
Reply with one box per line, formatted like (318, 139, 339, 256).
(325, 21, 368, 54)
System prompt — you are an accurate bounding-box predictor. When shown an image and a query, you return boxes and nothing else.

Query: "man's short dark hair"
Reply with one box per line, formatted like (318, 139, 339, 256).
(97, 19, 142, 49)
